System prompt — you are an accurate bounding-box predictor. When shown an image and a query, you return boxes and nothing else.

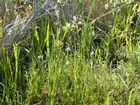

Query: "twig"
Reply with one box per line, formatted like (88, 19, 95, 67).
(117, 73, 129, 90)
(4, 0, 52, 45)
(89, 0, 135, 26)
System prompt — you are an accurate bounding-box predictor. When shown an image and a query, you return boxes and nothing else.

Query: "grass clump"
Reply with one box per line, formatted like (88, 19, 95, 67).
(0, 0, 140, 104)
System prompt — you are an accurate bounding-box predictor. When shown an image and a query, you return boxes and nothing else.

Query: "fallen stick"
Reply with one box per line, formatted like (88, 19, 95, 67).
(4, 0, 52, 46)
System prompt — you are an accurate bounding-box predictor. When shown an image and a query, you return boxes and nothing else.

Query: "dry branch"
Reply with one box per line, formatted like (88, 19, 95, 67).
(89, 0, 135, 26)
(3, 0, 52, 47)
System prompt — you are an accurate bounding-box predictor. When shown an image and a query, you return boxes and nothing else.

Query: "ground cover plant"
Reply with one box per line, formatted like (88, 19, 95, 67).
(0, 0, 140, 105)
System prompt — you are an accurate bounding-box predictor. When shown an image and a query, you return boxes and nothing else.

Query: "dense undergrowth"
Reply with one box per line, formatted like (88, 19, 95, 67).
(0, 0, 140, 105)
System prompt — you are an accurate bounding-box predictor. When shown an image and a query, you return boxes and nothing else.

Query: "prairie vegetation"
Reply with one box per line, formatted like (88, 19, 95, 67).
(0, 0, 140, 104)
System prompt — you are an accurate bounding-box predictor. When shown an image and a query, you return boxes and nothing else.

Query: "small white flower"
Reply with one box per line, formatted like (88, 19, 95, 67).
(113, 3, 117, 8)
(73, 16, 77, 21)
(116, 7, 121, 12)
(105, 3, 109, 10)
(66, 61, 69, 65)
(66, 47, 71, 52)
(78, 21, 82, 26)
(138, 85, 140, 92)
(38, 55, 43, 60)
(90, 51, 94, 56)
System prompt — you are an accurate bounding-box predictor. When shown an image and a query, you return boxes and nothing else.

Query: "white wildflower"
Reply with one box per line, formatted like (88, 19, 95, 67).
(66, 47, 71, 52)
(90, 51, 94, 56)
(38, 55, 43, 60)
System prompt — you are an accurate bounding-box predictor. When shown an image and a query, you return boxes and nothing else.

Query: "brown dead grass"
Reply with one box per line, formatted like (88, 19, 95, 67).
(0, 0, 114, 50)
(84, 0, 108, 22)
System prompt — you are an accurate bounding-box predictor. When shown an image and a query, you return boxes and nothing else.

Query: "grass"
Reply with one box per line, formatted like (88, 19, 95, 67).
(0, 18, 2, 38)
(0, 0, 140, 104)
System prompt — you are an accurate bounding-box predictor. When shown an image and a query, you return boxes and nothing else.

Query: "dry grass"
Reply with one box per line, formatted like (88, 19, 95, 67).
(84, 0, 108, 21)
(0, 0, 108, 40)
(0, 0, 138, 49)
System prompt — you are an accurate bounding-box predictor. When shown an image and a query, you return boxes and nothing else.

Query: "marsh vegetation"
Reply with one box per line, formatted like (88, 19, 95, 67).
(0, 0, 140, 104)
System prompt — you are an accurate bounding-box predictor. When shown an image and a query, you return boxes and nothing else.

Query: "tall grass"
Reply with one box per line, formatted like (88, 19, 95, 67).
(0, 0, 140, 104)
